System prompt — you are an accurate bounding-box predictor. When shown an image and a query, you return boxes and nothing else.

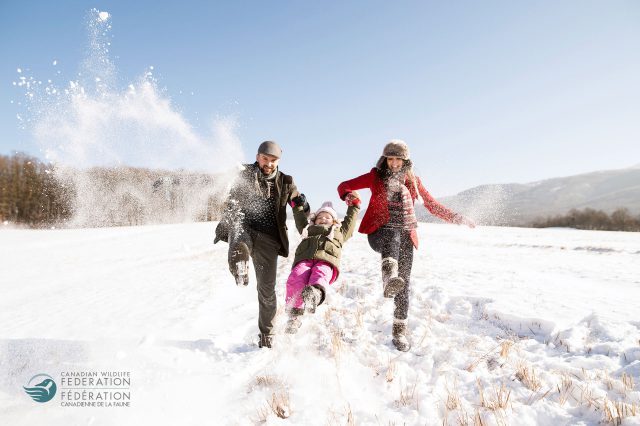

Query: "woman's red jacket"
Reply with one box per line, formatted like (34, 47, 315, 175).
(337, 168, 460, 249)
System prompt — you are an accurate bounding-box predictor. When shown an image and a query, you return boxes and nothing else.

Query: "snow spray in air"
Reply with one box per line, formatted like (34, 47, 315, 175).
(15, 9, 242, 227)
(444, 184, 512, 226)
(412, 164, 511, 226)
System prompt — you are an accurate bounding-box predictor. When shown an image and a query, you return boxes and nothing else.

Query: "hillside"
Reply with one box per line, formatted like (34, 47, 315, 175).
(420, 166, 640, 225)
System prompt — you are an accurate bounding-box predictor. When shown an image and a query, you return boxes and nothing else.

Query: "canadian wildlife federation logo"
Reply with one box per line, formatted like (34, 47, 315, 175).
(23, 374, 57, 403)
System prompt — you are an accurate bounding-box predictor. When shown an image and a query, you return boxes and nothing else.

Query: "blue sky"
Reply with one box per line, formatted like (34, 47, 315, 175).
(1, 1, 639, 206)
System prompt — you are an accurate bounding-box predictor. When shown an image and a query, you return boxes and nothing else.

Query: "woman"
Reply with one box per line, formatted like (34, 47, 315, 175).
(337, 140, 475, 351)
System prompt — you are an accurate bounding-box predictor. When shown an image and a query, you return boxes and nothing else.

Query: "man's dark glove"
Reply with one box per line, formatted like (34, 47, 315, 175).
(290, 193, 310, 213)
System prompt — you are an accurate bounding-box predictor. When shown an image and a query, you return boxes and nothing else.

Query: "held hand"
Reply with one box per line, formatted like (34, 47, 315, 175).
(454, 214, 476, 228)
(291, 193, 310, 213)
(345, 191, 361, 207)
(462, 216, 476, 228)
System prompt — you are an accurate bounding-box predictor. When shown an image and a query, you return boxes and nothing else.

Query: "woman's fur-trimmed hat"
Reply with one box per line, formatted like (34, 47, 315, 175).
(376, 139, 410, 169)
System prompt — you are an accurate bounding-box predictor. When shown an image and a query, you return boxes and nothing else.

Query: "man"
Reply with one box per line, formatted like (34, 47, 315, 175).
(214, 141, 309, 348)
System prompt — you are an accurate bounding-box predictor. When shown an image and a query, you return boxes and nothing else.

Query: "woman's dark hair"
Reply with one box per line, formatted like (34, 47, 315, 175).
(376, 158, 418, 193)
(376, 158, 413, 176)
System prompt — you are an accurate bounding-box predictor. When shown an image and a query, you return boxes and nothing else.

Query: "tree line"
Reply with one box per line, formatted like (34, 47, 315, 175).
(3, 153, 639, 231)
(531, 208, 640, 232)
(0, 153, 226, 227)
(0, 153, 72, 225)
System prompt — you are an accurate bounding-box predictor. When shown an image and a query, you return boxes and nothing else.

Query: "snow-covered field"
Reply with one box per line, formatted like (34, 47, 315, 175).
(1, 222, 639, 425)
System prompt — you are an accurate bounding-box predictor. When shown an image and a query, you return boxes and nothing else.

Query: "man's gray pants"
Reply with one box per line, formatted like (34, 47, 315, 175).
(229, 228, 281, 337)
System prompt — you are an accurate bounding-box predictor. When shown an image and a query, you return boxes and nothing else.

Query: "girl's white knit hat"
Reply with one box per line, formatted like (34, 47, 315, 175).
(301, 201, 339, 240)
(313, 201, 339, 223)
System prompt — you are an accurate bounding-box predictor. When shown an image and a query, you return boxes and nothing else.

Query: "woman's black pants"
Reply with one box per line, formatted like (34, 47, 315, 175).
(367, 227, 414, 320)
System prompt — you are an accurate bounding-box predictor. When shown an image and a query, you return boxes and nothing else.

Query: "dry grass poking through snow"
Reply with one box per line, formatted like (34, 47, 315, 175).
(603, 398, 638, 425)
(330, 330, 344, 361)
(255, 390, 291, 421)
(327, 404, 355, 426)
(621, 373, 634, 391)
(494, 338, 640, 424)
(557, 373, 574, 405)
(465, 343, 503, 372)
(385, 358, 396, 383)
(323, 307, 346, 362)
(476, 379, 511, 411)
(499, 340, 514, 358)
(251, 375, 291, 421)
(395, 378, 420, 410)
(442, 378, 461, 413)
(252, 375, 282, 389)
(445, 410, 489, 426)
(268, 391, 291, 419)
(274, 257, 638, 426)
(515, 362, 542, 392)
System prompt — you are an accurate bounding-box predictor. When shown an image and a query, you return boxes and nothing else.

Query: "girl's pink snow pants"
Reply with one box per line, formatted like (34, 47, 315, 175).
(285, 259, 337, 310)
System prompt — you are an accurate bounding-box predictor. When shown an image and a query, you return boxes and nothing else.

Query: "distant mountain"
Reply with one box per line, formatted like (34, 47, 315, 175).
(418, 166, 640, 225)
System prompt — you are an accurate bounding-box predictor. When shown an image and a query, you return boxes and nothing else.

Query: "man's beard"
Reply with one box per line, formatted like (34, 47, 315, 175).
(260, 165, 274, 175)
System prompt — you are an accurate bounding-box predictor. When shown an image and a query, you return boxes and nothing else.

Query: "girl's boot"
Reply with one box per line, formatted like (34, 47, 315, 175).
(302, 285, 324, 314)
(285, 308, 303, 334)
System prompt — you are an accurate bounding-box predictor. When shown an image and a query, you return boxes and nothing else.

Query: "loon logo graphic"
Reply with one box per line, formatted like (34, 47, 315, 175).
(23, 374, 57, 403)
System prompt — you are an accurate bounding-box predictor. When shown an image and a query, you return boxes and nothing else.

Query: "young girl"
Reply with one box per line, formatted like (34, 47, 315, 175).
(337, 140, 475, 351)
(286, 195, 361, 334)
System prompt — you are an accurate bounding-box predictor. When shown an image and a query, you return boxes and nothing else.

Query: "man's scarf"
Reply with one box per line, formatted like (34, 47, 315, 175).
(253, 165, 277, 199)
